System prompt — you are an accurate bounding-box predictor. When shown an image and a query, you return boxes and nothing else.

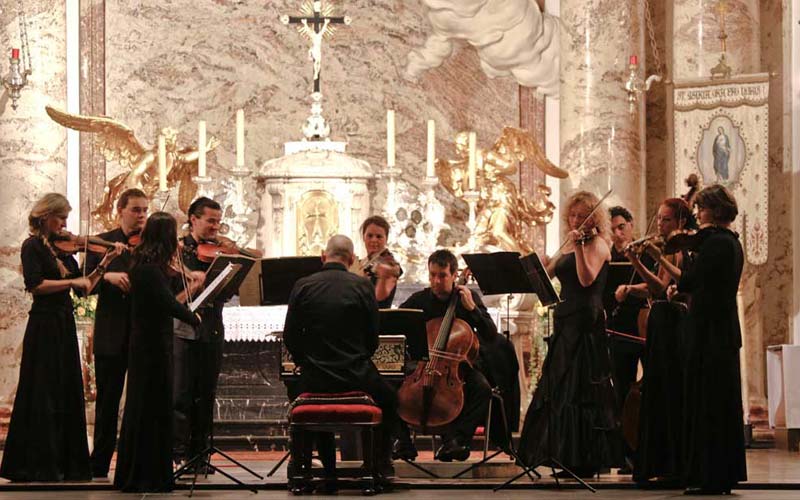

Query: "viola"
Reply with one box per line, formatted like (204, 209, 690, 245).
(195, 236, 260, 263)
(397, 270, 480, 433)
(624, 233, 664, 255)
(50, 231, 119, 255)
(662, 224, 714, 255)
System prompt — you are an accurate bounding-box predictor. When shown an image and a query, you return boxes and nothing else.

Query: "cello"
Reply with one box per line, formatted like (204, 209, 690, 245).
(397, 271, 480, 433)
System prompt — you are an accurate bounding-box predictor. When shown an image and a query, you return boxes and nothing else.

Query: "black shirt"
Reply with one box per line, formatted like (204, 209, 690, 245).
(399, 287, 498, 343)
(173, 234, 225, 342)
(283, 262, 380, 385)
(85, 228, 133, 356)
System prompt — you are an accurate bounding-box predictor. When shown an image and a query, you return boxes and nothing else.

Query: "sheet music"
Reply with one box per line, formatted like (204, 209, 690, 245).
(189, 262, 238, 312)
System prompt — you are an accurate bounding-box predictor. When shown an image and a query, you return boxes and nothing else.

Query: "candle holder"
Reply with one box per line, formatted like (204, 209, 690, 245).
(624, 56, 661, 114)
(192, 175, 214, 198)
(152, 189, 171, 212)
(463, 189, 480, 251)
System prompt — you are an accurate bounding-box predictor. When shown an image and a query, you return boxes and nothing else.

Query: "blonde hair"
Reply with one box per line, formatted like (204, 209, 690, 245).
(561, 190, 611, 244)
(28, 193, 71, 236)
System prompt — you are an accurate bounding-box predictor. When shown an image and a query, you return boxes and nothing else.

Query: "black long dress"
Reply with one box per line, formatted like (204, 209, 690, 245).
(634, 251, 692, 484)
(113, 262, 199, 492)
(0, 237, 91, 482)
(677, 227, 746, 491)
(518, 252, 621, 472)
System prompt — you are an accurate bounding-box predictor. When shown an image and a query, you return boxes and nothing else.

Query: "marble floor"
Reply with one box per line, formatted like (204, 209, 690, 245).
(0, 448, 797, 499)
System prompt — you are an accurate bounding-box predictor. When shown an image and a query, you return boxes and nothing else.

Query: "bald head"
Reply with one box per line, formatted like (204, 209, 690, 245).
(323, 234, 355, 266)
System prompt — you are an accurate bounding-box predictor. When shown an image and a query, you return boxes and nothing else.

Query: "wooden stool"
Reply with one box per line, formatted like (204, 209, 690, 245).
(288, 391, 383, 495)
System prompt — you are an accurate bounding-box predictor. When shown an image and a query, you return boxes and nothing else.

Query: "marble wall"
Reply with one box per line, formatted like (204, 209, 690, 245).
(559, 0, 646, 224)
(104, 0, 518, 246)
(673, 0, 761, 80)
(0, 0, 67, 410)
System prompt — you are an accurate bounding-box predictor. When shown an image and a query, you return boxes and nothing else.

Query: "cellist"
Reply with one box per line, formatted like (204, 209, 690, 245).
(397, 249, 503, 462)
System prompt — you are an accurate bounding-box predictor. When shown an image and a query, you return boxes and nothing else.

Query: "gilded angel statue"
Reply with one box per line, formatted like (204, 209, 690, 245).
(436, 127, 568, 254)
(45, 105, 219, 230)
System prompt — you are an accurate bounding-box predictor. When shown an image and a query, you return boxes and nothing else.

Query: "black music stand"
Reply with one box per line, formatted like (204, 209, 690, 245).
(262, 256, 324, 478)
(493, 254, 596, 493)
(173, 256, 261, 495)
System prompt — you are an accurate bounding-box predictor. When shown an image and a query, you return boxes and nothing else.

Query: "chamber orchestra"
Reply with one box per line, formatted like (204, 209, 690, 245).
(0, 184, 747, 496)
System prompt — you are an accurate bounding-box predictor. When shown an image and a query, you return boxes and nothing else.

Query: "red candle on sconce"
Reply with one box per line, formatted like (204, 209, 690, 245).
(629, 54, 638, 66)
(11, 48, 20, 60)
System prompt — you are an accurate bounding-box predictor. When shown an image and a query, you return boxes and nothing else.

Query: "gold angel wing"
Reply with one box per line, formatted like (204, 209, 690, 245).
(494, 127, 569, 179)
(45, 105, 148, 169)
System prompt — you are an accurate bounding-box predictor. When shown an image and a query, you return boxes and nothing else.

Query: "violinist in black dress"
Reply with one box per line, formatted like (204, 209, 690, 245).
(114, 212, 202, 492)
(1, 193, 122, 482)
(83, 188, 148, 478)
(672, 185, 746, 495)
(518, 191, 621, 477)
(625, 197, 694, 484)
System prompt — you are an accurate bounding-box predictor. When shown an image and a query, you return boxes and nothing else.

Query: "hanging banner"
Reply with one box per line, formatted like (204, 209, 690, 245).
(673, 73, 769, 265)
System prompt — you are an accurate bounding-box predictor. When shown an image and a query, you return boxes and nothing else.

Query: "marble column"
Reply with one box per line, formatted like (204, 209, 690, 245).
(559, 0, 646, 224)
(672, 0, 761, 80)
(0, 0, 67, 415)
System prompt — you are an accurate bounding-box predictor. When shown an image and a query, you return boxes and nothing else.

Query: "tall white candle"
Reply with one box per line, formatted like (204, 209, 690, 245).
(426, 120, 436, 178)
(158, 135, 167, 192)
(236, 109, 245, 168)
(468, 131, 477, 190)
(386, 110, 396, 168)
(198, 120, 207, 177)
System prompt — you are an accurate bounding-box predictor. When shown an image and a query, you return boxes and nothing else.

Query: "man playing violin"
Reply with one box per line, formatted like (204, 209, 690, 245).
(84, 187, 148, 479)
(172, 196, 226, 468)
(397, 249, 503, 462)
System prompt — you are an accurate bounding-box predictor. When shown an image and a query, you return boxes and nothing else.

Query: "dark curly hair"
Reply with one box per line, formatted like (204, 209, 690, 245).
(132, 211, 178, 273)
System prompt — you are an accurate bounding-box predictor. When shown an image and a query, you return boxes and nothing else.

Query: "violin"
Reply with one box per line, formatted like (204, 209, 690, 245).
(662, 225, 714, 255)
(126, 230, 141, 247)
(361, 248, 400, 278)
(624, 233, 664, 255)
(50, 231, 120, 255)
(195, 236, 260, 263)
(397, 270, 480, 433)
(575, 227, 599, 245)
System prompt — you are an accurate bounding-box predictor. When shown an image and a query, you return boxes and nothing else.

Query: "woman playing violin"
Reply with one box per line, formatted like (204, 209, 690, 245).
(670, 185, 746, 495)
(625, 198, 695, 485)
(114, 211, 202, 493)
(519, 190, 621, 478)
(1, 193, 124, 482)
(352, 215, 402, 308)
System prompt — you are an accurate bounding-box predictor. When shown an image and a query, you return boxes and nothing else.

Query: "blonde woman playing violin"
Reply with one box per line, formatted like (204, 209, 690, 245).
(519, 191, 621, 478)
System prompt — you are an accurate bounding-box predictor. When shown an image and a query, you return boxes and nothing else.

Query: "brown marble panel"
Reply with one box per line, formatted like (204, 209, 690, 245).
(645, 0, 669, 221)
(519, 86, 546, 253)
(79, 0, 106, 233)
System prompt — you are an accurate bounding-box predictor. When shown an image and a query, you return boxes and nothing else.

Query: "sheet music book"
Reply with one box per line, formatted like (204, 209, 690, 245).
(189, 262, 239, 312)
(462, 251, 561, 307)
(519, 253, 561, 307)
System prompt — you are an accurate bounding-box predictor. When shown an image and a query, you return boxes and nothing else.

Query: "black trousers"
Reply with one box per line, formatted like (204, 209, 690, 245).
(289, 364, 399, 476)
(173, 336, 224, 460)
(442, 366, 492, 444)
(90, 353, 128, 476)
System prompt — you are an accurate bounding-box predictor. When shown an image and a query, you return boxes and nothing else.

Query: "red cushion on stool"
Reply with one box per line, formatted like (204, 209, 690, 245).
(297, 391, 370, 399)
(290, 404, 383, 424)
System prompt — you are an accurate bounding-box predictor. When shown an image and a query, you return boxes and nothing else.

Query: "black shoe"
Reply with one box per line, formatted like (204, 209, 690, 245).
(316, 478, 338, 494)
(552, 468, 597, 479)
(392, 438, 419, 461)
(435, 439, 471, 462)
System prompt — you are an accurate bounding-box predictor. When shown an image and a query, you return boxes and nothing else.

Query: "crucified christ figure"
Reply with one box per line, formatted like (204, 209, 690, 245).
(302, 18, 330, 82)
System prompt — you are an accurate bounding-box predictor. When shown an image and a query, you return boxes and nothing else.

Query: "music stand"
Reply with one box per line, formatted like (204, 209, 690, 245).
(259, 256, 324, 306)
(173, 256, 262, 495)
(493, 253, 596, 493)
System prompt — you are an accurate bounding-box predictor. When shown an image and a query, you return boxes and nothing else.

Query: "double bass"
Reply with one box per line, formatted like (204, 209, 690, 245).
(397, 271, 480, 433)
